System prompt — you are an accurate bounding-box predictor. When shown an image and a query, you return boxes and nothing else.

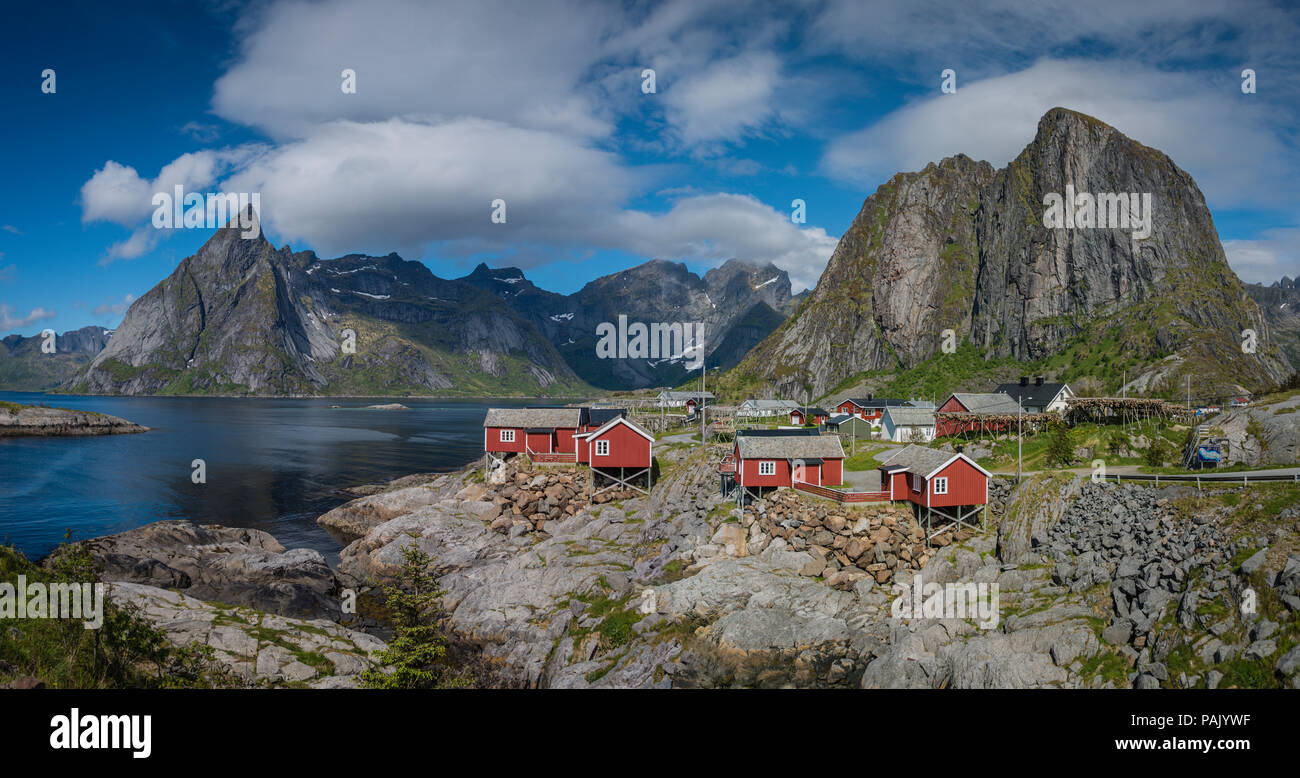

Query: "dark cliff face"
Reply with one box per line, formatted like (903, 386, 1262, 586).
(1246, 279, 1300, 371)
(461, 257, 795, 389)
(731, 107, 1291, 399)
(69, 215, 586, 396)
(0, 326, 110, 390)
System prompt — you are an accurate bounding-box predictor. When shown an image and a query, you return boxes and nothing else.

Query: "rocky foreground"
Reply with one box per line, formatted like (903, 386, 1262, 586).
(68, 443, 1300, 688)
(0, 402, 147, 437)
(310, 446, 1300, 688)
(47, 521, 387, 688)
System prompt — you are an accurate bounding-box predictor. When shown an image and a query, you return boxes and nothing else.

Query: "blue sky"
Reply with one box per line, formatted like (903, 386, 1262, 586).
(3, 0, 1298, 337)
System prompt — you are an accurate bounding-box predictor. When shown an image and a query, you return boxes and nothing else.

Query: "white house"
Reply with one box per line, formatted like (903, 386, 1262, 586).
(994, 378, 1074, 414)
(881, 406, 937, 443)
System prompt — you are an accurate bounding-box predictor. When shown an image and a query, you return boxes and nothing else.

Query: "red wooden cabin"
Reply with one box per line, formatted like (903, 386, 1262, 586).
(790, 408, 829, 426)
(484, 407, 584, 459)
(878, 445, 990, 541)
(731, 430, 846, 493)
(575, 416, 654, 494)
(834, 396, 908, 422)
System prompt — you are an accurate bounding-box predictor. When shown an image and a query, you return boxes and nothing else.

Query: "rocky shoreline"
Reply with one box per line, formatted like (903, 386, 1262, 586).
(0, 402, 147, 437)
(56, 444, 1300, 689)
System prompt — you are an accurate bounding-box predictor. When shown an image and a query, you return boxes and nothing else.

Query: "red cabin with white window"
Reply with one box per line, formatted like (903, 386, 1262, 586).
(484, 408, 584, 458)
(579, 416, 653, 468)
(834, 397, 908, 422)
(790, 408, 829, 426)
(731, 431, 845, 491)
(878, 445, 990, 541)
(576, 416, 654, 495)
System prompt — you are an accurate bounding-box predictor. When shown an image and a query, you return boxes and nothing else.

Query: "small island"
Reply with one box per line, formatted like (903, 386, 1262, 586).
(0, 401, 148, 437)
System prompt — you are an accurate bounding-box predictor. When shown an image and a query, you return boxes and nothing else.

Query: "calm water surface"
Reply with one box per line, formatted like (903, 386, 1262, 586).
(0, 392, 533, 562)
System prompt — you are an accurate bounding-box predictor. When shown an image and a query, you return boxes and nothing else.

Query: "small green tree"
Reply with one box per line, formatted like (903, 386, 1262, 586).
(360, 543, 466, 689)
(1144, 439, 1167, 468)
(1045, 418, 1075, 467)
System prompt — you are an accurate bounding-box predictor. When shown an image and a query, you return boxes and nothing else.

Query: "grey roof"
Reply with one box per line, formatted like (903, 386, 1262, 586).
(738, 428, 822, 437)
(846, 397, 909, 408)
(581, 408, 627, 427)
(995, 382, 1070, 408)
(884, 406, 936, 426)
(736, 431, 845, 460)
(794, 407, 829, 416)
(741, 399, 798, 410)
(824, 413, 871, 427)
(877, 444, 954, 475)
(484, 407, 583, 428)
(949, 393, 1023, 414)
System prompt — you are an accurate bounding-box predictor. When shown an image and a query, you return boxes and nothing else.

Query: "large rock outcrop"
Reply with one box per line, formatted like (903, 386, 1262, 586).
(52, 520, 340, 619)
(460, 258, 796, 389)
(67, 210, 585, 396)
(730, 107, 1290, 399)
(0, 402, 145, 437)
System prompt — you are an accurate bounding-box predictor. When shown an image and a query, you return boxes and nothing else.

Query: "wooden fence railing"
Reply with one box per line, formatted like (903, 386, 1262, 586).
(527, 448, 577, 464)
(793, 480, 890, 503)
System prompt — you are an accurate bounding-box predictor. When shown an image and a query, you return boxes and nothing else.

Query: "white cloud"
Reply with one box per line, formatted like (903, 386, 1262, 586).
(93, 294, 136, 317)
(662, 51, 781, 144)
(80, 161, 154, 227)
(0, 304, 56, 333)
(1224, 228, 1300, 284)
(0, 264, 14, 283)
(810, 0, 1269, 69)
(603, 194, 837, 291)
(822, 59, 1296, 211)
(211, 118, 833, 287)
(221, 117, 639, 258)
(81, 148, 268, 262)
(212, 0, 616, 140)
(179, 121, 222, 143)
(81, 149, 266, 230)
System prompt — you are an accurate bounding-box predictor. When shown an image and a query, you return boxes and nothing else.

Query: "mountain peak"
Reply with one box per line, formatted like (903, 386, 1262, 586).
(729, 108, 1290, 399)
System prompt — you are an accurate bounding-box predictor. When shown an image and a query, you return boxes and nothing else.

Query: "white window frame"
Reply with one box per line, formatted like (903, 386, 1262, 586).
(933, 476, 948, 495)
(594, 440, 610, 457)
(758, 461, 776, 476)
(500, 429, 515, 442)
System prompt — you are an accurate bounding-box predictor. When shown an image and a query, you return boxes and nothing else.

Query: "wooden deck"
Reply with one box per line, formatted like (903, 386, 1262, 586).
(527, 451, 578, 464)
(792, 480, 889, 503)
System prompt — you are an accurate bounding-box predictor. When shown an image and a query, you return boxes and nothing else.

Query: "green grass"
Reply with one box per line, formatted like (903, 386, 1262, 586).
(0, 543, 229, 689)
(843, 445, 893, 472)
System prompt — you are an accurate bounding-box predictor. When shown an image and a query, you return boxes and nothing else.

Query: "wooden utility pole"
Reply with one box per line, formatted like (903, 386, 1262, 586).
(699, 349, 707, 446)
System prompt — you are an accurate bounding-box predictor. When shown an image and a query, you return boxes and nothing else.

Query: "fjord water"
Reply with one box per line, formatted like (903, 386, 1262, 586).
(0, 393, 527, 562)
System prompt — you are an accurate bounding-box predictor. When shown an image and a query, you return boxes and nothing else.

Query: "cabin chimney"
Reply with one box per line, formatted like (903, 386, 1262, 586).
(1035, 376, 1044, 386)
(955, 445, 964, 454)
(1019, 376, 1028, 386)
(867, 393, 873, 400)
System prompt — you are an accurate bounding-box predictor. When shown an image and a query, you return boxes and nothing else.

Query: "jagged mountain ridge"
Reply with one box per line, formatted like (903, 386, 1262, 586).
(1245, 277, 1300, 371)
(69, 215, 585, 396)
(0, 326, 110, 390)
(727, 107, 1291, 400)
(460, 257, 795, 389)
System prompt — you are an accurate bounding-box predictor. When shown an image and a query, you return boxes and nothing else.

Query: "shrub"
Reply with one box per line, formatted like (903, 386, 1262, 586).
(360, 543, 467, 689)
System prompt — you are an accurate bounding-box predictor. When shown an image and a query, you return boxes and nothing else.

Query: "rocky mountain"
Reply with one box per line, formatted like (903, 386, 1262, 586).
(0, 325, 110, 390)
(726, 107, 1292, 400)
(68, 212, 587, 396)
(460, 258, 795, 389)
(1245, 277, 1300, 370)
